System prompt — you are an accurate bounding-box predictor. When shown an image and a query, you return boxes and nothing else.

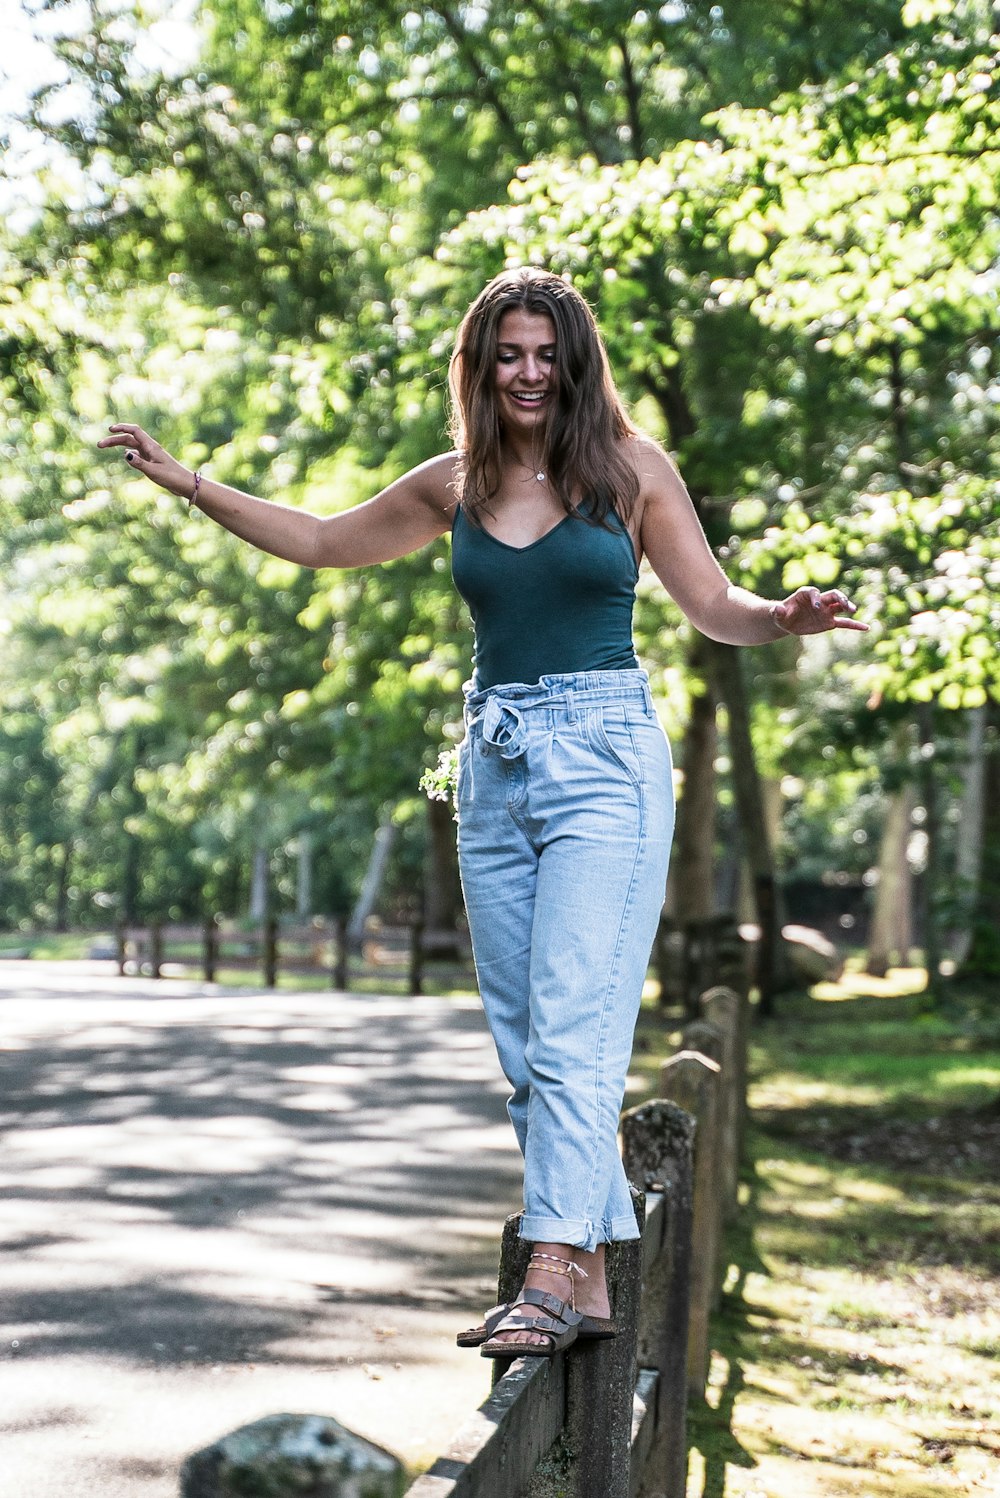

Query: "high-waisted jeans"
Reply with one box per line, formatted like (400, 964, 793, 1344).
(456, 669, 674, 1253)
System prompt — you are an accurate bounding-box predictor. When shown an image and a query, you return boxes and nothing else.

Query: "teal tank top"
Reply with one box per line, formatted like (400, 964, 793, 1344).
(451, 503, 639, 689)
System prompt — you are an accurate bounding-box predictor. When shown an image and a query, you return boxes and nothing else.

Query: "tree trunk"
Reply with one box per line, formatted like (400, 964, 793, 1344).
(705, 638, 788, 1013)
(249, 844, 270, 923)
(865, 783, 915, 977)
(666, 640, 718, 923)
(915, 701, 943, 999)
(423, 795, 462, 939)
(950, 706, 987, 965)
(737, 777, 783, 927)
(121, 730, 146, 924)
(347, 811, 397, 948)
(295, 829, 314, 920)
(959, 705, 1000, 979)
(54, 840, 73, 932)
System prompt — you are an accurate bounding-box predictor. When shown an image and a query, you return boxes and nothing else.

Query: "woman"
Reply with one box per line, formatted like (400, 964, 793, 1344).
(99, 267, 865, 1359)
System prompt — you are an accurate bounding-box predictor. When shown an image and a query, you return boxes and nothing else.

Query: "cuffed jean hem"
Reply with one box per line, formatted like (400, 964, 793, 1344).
(518, 1212, 641, 1253)
(605, 1210, 642, 1243)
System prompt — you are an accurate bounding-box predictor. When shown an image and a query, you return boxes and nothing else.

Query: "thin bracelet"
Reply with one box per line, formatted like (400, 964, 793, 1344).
(769, 600, 793, 636)
(189, 470, 203, 509)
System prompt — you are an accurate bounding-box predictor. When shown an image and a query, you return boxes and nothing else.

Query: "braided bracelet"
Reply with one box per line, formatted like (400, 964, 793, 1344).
(769, 600, 793, 636)
(189, 470, 203, 509)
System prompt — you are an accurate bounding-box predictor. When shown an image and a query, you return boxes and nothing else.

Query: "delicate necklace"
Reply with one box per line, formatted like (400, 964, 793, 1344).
(514, 455, 546, 483)
(527, 427, 546, 483)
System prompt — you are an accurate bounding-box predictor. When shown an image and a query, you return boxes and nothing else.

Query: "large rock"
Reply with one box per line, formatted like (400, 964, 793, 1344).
(180, 1414, 406, 1498)
(782, 923, 844, 983)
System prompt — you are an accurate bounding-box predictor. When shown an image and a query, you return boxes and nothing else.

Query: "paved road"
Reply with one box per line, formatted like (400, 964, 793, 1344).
(0, 961, 523, 1497)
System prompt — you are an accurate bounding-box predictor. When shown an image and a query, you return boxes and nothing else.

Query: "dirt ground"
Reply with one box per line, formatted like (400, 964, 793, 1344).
(681, 979, 1000, 1498)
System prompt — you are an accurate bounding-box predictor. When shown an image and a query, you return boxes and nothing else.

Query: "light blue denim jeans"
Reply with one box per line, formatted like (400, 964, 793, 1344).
(456, 669, 674, 1253)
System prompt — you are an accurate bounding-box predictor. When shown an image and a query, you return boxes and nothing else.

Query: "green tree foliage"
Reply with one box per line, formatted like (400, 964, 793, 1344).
(1, 0, 996, 952)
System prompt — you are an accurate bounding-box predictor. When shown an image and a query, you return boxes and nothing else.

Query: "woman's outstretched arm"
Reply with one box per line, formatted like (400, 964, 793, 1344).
(635, 440, 869, 644)
(97, 424, 458, 568)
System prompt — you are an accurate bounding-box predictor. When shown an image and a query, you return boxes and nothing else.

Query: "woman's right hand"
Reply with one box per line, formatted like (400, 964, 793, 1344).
(97, 423, 195, 500)
(97, 424, 457, 569)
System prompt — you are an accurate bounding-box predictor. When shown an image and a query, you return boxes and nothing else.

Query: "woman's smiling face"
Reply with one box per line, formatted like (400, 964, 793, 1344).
(494, 308, 558, 434)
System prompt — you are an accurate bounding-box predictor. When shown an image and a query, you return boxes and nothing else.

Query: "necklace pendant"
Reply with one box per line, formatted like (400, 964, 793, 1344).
(536, 471, 546, 482)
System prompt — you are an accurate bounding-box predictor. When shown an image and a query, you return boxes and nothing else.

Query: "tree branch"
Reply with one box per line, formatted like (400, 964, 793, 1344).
(617, 32, 645, 162)
(429, 4, 528, 160)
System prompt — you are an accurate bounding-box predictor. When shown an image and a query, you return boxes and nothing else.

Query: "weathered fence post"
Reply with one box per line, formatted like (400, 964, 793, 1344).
(565, 1205, 644, 1498)
(492, 1204, 643, 1498)
(263, 916, 278, 988)
(677, 1020, 726, 1315)
(680, 1018, 722, 1069)
(491, 1215, 530, 1387)
(202, 915, 218, 985)
(408, 918, 425, 997)
(715, 917, 749, 995)
(179, 1413, 405, 1497)
(333, 914, 349, 991)
(621, 1100, 695, 1498)
(657, 1051, 722, 1398)
(150, 920, 163, 979)
(698, 986, 745, 1222)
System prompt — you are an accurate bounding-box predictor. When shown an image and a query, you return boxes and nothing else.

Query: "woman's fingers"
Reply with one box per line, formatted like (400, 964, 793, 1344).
(98, 423, 172, 475)
(98, 424, 137, 445)
(819, 590, 870, 631)
(95, 422, 192, 498)
(97, 423, 157, 454)
(782, 586, 869, 634)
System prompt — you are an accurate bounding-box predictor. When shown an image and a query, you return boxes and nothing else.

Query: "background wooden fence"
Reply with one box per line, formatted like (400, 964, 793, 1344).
(118, 912, 747, 1007)
(116, 916, 474, 996)
(179, 979, 750, 1498)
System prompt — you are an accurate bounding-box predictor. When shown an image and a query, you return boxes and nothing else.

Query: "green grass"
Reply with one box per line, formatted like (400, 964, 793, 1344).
(630, 973, 1000, 1498)
(0, 931, 98, 959)
(0, 931, 477, 996)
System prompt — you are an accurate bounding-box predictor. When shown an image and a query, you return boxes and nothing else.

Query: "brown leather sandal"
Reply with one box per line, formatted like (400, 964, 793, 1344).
(458, 1306, 615, 1347)
(456, 1302, 511, 1348)
(480, 1286, 584, 1359)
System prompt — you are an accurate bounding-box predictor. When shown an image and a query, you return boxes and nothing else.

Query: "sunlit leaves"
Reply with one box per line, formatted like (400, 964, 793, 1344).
(2, 0, 998, 927)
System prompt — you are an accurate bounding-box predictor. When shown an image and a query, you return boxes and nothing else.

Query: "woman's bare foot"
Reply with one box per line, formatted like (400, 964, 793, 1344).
(487, 1241, 611, 1350)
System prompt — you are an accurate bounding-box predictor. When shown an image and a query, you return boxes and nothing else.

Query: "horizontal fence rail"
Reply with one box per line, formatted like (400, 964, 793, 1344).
(116, 917, 474, 995)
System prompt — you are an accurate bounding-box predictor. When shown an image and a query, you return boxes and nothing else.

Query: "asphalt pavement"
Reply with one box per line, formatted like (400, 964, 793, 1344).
(0, 960, 523, 1497)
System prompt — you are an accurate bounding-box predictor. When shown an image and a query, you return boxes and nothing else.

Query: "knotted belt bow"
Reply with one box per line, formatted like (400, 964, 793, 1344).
(469, 694, 528, 760)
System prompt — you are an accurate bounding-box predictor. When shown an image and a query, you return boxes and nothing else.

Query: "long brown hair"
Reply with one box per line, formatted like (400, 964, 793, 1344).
(448, 268, 639, 526)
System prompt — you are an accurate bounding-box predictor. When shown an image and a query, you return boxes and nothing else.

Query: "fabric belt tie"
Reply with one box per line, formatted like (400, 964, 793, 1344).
(476, 696, 528, 760)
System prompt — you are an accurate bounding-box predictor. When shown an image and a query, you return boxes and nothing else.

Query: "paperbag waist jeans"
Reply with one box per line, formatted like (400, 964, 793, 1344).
(456, 669, 674, 1252)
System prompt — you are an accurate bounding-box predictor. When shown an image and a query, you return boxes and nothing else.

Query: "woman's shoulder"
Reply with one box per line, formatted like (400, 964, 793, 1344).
(625, 430, 670, 471)
(403, 449, 464, 513)
(623, 433, 685, 511)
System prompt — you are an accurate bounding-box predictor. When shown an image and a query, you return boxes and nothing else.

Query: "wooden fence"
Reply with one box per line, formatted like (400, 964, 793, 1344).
(654, 914, 750, 1015)
(116, 916, 474, 996)
(180, 981, 749, 1498)
(116, 912, 748, 1008)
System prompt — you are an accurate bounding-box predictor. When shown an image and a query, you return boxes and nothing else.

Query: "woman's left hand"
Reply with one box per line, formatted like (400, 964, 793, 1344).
(772, 586, 869, 636)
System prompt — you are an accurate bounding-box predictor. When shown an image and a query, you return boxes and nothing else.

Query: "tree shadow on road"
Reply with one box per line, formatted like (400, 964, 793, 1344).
(1, 975, 523, 1371)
